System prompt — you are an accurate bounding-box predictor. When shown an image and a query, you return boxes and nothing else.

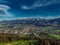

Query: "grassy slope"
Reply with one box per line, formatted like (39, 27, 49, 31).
(48, 34, 60, 40)
(0, 40, 35, 45)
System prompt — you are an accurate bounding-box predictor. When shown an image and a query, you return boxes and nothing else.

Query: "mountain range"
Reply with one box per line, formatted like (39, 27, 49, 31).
(0, 17, 60, 27)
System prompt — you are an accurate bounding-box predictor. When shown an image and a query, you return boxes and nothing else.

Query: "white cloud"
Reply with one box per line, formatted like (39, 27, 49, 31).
(21, 0, 60, 9)
(0, 4, 16, 20)
(0, 4, 10, 9)
(0, 4, 13, 17)
(21, 6, 32, 10)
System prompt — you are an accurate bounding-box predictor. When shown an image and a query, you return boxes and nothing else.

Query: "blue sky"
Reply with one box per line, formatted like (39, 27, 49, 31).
(0, 0, 60, 20)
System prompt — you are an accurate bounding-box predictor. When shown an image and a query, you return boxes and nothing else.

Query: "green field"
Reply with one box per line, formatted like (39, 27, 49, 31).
(48, 34, 60, 40)
(0, 40, 36, 45)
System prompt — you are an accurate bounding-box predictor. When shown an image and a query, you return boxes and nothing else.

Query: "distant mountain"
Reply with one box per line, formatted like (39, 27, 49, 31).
(0, 17, 60, 27)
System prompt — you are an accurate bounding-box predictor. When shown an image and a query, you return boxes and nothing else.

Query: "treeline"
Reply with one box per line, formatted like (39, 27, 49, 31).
(0, 33, 19, 42)
(0, 33, 60, 45)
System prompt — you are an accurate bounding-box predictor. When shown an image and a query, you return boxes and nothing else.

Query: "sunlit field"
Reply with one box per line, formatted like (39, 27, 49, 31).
(0, 40, 35, 45)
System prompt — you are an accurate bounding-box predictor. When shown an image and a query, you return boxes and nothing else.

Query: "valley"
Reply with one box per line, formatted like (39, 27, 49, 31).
(0, 18, 60, 45)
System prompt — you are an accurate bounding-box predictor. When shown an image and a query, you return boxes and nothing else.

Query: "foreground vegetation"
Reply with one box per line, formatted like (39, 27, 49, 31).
(0, 40, 35, 45)
(0, 33, 60, 45)
(48, 34, 60, 40)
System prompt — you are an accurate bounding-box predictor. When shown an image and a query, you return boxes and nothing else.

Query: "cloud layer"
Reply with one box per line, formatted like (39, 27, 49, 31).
(0, 4, 10, 16)
(21, 0, 60, 9)
(0, 4, 14, 20)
